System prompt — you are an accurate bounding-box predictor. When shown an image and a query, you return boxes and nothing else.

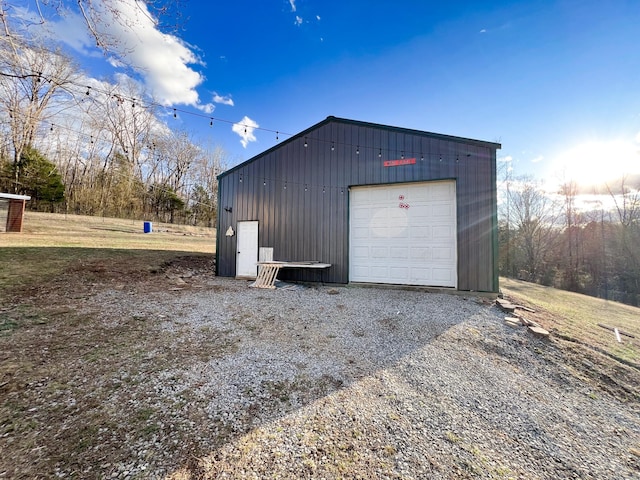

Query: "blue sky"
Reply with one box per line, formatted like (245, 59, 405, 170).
(11, 0, 640, 188)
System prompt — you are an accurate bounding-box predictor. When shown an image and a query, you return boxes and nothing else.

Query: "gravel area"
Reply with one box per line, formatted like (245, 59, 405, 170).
(2, 261, 639, 479)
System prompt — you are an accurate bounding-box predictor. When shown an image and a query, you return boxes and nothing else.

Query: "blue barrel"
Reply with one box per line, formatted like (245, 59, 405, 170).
(143, 221, 153, 233)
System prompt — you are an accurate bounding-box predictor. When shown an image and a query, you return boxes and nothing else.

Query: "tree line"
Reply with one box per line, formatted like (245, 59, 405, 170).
(0, 35, 228, 226)
(499, 174, 640, 306)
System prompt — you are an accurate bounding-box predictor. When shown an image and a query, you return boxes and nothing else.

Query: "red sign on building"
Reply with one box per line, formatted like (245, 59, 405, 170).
(383, 158, 416, 167)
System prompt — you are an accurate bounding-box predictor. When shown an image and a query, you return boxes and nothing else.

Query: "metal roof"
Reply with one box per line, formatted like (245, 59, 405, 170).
(0, 193, 31, 200)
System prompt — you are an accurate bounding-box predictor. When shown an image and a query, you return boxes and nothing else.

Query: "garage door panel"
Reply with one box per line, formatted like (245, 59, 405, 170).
(411, 267, 431, 280)
(389, 266, 409, 280)
(433, 268, 455, 282)
(433, 225, 454, 239)
(411, 226, 431, 239)
(352, 265, 370, 277)
(433, 246, 455, 260)
(370, 189, 390, 202)
(390, 247, 409, 258)
(432, 203, 454, 217)
(353, 246, 369, 258)
(353, 226, 370, 239)
(410, 247, 431, 261)
(352, 208, 372, 220)
(350, 181, 457, 287)
(431, 183, 454, 198)
(370, 265, 389, 278)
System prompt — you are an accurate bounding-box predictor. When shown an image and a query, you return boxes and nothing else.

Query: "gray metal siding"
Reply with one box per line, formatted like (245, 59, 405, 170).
(217, 117, 499, 292)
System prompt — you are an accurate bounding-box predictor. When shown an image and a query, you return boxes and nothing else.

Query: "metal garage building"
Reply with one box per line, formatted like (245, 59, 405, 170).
(216, 116, 501, 292)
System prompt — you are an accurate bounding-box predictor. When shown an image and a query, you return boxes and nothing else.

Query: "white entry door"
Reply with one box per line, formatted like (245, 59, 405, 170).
(236, 221, 259, 279)
(349, 181, 457, 287)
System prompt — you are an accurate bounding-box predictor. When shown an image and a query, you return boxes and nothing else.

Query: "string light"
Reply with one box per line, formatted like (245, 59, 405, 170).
(35, 112, 476, 170)
(10, 65, 492, 187)
(33, 104, 479, 173)
(401, 151, 404, 159)
(10, 65, 491, 155)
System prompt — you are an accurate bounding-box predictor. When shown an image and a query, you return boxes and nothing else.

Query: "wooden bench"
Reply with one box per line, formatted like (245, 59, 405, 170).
(251, 261, 331, 289)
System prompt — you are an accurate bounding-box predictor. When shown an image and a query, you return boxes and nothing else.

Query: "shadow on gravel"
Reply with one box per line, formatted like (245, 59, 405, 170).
(0, 253, 489, 478)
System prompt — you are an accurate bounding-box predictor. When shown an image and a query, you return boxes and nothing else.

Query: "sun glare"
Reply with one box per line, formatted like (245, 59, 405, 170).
(553, 140, 640, 187)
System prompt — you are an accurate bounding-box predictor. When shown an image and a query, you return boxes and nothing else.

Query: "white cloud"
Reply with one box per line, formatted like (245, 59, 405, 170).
(479, 29, 487, 33)
(42, 0, 211, 110)
(213, 93, 234, 106)
(498, 155, 513, 163)
(316, 15, 321, 21)
(289, 0, 297, 12)
(294, 15, 303, 26)
(232, 116, 259, 148)
(46, 10, 95, 55)
(531, 155, 544, 163)
(200, 103, 215, 114)
(100, 1, 207, 107)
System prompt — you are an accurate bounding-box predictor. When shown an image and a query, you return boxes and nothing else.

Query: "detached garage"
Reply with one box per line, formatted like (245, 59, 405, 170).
(216, 116, 501, 292)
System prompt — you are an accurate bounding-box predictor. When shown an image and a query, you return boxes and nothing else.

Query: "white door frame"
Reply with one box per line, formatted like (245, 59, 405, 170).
(236, 220, 259, 279)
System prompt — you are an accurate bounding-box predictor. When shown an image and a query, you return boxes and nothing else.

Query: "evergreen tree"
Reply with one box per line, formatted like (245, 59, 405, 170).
(13, 146, 65, 208)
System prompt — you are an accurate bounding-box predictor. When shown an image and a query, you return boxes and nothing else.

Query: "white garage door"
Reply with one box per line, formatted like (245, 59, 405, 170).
(349, 181, 457, 287)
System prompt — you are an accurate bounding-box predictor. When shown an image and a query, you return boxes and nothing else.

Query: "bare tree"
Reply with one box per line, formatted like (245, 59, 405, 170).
(559, 180, 581, 290)
(0, 35, 81, 192)
(606, 176, 640, 305)
(503, 175, 561, 282)
(188, 145, 228, 227)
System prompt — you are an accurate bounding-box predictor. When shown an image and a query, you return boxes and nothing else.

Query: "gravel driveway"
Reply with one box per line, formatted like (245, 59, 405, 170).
(2, 259, 639, 479)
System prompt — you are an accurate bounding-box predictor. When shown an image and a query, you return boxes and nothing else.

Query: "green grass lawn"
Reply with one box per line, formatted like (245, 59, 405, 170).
(500, 277, 639, 365)
(0, 212, 215, 292)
